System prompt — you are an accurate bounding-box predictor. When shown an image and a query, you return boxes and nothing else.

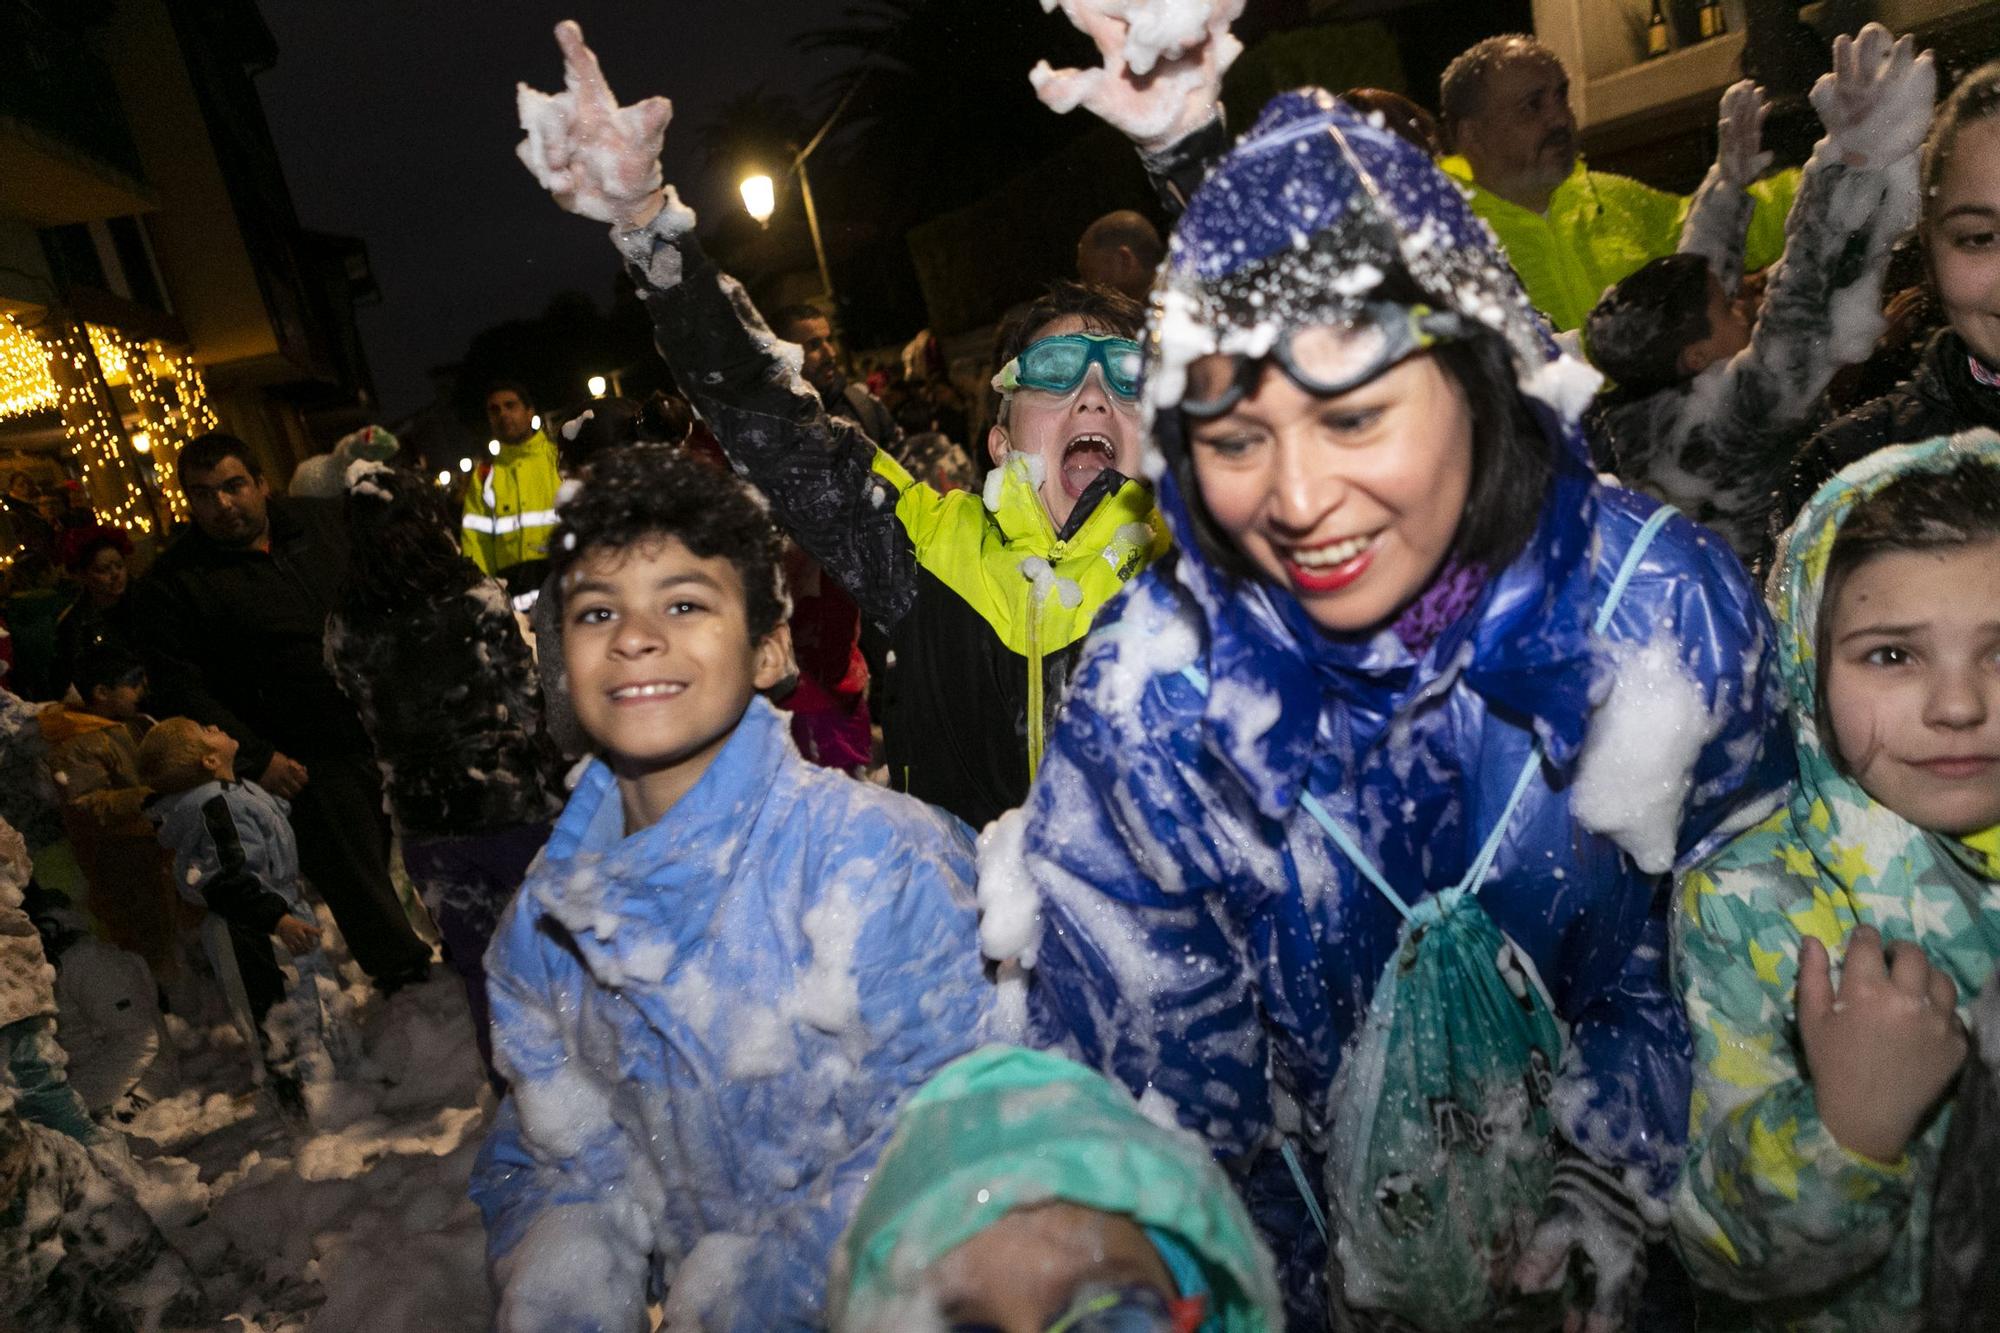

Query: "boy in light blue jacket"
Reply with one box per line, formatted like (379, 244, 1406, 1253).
(470, 445, 992, 1332)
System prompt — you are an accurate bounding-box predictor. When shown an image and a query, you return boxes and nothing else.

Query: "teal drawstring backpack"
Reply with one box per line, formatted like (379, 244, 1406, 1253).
(1317, 505, 1675, 1329)
(1185, 506, 1676, 1331)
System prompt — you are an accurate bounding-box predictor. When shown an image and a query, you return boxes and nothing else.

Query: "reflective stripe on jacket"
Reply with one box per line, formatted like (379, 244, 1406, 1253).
(461, 430, 561, 576)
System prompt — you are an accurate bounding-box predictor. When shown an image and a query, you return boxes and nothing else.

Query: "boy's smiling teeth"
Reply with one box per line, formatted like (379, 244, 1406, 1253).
(611, 681, 686, 700)
(1289, 532, 1379, 568)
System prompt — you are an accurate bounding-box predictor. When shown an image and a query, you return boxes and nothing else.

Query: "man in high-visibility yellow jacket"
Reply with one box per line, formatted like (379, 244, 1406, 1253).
(1438, 34, 1797, 333)
(461, 381, 562, 596)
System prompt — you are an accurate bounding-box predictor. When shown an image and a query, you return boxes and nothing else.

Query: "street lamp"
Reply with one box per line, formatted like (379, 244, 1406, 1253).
(459, 457, 473, 473)
(740, 143, 835, 308)
(739, 175, 774, 226)
(587, 374, 608, 398)
(435, 469, 451, 487)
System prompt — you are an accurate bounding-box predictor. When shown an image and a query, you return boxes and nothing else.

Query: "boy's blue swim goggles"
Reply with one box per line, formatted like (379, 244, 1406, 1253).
(992, 333, 1144, 401)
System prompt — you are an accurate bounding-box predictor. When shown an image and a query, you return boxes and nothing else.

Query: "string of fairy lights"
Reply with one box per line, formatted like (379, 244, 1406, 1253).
(1, 311, 216, 538)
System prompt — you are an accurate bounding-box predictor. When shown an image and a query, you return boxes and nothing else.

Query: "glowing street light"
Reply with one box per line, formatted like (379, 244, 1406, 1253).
(458, 457, 473, 473)
(435, 469, 451, 486)
(739, 174, 775, 226)
(587, 374, 608, 398)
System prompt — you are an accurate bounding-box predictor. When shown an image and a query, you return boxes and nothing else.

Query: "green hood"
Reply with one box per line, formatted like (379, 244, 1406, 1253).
(833, 1045, 1281, 1331)
(1767, 428, 2000, 898)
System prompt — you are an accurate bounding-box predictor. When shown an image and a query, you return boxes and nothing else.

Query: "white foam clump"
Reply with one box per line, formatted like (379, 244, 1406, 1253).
(560, 409, 593, 442)
(1039, 0, 1242, 76)
(982, 451, 1047, 512)
(1523, 353, 1604, 424)
(1019, 555, 1084, 609)
(975, 808, 1042, 966)
(343, 457, 394, 499)
(659, 1233, 756, 1332)
(1572, 629, 1719, 874)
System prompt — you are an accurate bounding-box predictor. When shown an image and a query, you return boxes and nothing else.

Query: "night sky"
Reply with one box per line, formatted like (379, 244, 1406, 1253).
(257, 1, 851, 419)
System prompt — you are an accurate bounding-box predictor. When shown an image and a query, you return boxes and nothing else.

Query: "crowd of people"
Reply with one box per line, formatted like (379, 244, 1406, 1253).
(5, 3, 2000, 1330)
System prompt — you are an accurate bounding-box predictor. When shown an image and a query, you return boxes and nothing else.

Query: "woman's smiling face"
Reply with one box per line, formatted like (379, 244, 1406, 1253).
(1185, 344, 1472, 635)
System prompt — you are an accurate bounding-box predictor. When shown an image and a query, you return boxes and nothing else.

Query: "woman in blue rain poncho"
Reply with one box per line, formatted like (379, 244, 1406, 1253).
(998, 90, 1794, 1331)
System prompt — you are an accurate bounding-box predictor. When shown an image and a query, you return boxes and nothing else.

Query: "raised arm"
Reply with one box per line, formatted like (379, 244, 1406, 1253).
(1679, 80, 1772, 294)
(1032, 0, 1242, 214)
(514, 22, 920, 630)
(1716, 27, 1934, 428)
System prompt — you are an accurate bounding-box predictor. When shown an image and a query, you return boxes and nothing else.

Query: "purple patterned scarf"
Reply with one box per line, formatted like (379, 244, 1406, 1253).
(1391, 555, 1488, 655)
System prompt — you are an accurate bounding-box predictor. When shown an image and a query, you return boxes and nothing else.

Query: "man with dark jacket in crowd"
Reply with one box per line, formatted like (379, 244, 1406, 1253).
(129, 433, 430, 992)
(770, 303, 901, 450)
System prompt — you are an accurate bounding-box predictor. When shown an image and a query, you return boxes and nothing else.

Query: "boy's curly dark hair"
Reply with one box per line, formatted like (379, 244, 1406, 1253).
(546, 445, 789, 640)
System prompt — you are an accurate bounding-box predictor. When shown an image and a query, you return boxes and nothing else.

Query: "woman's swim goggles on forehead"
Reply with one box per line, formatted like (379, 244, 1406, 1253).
(1178, 302, 1468, 420)
(950, 1282, 1208, 1333)
(992, 333, 1144, 401)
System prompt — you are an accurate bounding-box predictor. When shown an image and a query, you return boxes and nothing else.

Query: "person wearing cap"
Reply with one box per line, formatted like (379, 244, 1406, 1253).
(1437, 34, 1798, 333)
(513, 22, 1169, 831)
(1008, 15, 1795, 1322)
(833, 1046, 1283, 1333)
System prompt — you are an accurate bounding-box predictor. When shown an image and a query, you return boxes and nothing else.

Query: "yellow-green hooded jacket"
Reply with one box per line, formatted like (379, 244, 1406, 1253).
(1440, 156, 1796, 332)
(461, 429, 561, 588)
(1672, 430, 2000, 1330)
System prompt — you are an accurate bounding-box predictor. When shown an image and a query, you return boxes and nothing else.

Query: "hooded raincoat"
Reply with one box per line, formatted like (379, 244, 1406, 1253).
(1009, 93, 1794, 1321)
(834, 1045, 1284, 1332)
(469, 696, 993, 1332)
(1671, 431, 2000, 1331)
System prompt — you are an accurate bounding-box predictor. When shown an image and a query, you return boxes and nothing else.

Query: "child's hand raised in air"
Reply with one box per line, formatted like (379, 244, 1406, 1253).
(1799, 925, 1968, 1162)
(516, 20, 680, 230)
(1030, 0, 1244, 152)
(274, 914, 323, 957)
(1811, 22, 1936, 170)
(1714, 80, 1772, 190)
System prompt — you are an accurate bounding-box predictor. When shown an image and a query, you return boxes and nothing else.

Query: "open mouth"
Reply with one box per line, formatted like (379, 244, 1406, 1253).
(609, 681, 687, 703)
(1060, 433, 1117, 498)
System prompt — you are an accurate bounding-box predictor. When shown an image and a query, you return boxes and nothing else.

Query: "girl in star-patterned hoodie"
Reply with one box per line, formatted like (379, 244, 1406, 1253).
(1673, 431, 2000, 1331)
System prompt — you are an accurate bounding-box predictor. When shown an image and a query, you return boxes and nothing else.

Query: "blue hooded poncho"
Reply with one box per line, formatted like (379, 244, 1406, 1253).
(1006, 91, 1796, 1322)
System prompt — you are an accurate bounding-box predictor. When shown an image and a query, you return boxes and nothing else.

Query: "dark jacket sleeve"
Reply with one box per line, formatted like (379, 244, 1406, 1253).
(1139, 113, 1230, 218)
(198, 794, 293, 935)
(130, 571, 277, 780)
(616, 223, 921, 632)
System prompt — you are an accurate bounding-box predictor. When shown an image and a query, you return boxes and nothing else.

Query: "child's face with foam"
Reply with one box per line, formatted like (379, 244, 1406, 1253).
(1824, 538, 2000, 835)
(560, 535, 790, 818)
(926, 1202, 1180, 1333)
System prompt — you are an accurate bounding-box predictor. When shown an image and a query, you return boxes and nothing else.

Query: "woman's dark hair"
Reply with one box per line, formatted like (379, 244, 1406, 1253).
(60, 525, 132, 575)
(1816, 457, 2000, 765)
(1584, 254, 1716, 395)
(1167, 281, 1555, 590)
(546, 445, 788, 640)
(1922, 60, 2000, 232)
(338, 464, 484, 617)
(73, 645, 145, 699)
